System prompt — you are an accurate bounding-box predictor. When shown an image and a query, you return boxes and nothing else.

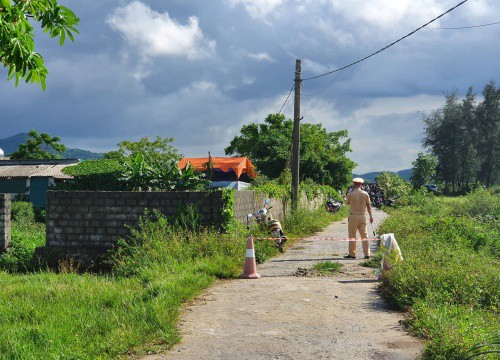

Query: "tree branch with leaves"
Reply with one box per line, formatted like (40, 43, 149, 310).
(0, 0, 79, 90)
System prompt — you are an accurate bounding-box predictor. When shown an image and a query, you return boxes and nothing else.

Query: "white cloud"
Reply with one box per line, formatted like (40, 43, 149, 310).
(242, 76, 255, 85)
(303, 59, 336, 75)
(467, 0, 499, 17)
(106, 1, 216, 59)
(313, 18, 354, 46)
(329, 0, 448, 30)
(351, 95, 443, 118)
(227, 0, 284, 18)
(247, 52, 275, 62)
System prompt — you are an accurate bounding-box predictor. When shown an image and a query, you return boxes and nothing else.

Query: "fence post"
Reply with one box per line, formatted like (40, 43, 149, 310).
(0, 194, 11, 252)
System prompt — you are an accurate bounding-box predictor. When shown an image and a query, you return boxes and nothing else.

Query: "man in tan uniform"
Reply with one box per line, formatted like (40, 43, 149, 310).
(345, 177, 373, 259)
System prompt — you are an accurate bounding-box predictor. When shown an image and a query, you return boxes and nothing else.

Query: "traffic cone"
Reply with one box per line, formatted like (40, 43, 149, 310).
(240, 235, 261, 279)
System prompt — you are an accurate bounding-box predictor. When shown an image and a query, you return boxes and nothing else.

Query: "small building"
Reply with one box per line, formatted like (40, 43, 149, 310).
(178, 156, 256, 189)
(0, 158, 78, 207)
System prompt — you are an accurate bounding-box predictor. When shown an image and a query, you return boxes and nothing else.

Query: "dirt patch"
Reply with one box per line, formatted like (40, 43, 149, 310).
(141, 209, 424, 360)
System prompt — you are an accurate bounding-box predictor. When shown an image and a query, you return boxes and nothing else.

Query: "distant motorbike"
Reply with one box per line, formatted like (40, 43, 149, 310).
(371, 194, 383, 209)
(325, 198, 342, 213)
(247, 199, 287, 253)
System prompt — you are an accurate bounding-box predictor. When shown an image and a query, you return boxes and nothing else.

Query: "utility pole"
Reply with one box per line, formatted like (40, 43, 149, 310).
(291, 59, 301, 210)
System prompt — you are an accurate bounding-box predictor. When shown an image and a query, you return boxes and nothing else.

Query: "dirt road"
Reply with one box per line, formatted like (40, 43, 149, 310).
(144, 208, 423, 360)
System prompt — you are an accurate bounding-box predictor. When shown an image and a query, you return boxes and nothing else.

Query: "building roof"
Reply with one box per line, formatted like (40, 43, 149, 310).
(0, 159, 79, 179)
(178, 156, 256, 179)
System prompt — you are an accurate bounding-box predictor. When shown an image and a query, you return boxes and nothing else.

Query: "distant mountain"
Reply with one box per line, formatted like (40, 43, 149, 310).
(0, 133, 28, 154)
(0, 133, 103, 160)
(353, 169, 412, 182)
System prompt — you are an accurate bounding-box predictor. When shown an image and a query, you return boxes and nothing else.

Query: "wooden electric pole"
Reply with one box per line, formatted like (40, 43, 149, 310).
(291, 59, 301, 210)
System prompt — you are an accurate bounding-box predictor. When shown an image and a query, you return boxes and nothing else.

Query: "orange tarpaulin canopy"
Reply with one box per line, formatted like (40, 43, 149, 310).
(178, 157, 256, 179)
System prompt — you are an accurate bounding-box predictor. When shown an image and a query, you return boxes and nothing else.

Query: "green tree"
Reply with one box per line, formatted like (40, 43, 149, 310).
(225, 113, 355, 188)
(475, 81, 500, 187)
(375, 171, 411, 199)
(10, 129, 66, 159)
(103, 136, 181, 164)
(422, 82, 499, 192)
(0, 0, 79, 90)
(423, 91, 462, 192)
(410, 152, 437, 189)
(457, 87, 479, 190)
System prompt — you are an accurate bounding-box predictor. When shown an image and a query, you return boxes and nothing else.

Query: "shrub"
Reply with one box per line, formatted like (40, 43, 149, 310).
(57, 159, 126, 190)
(11, 201, 35, 224)
(0, 222, 45, 272)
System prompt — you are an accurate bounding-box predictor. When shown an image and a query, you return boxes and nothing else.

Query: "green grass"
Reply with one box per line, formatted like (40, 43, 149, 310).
(0, 202, 341, 358)
(378, 188, 500, 359)
(313, 260, 342, 274)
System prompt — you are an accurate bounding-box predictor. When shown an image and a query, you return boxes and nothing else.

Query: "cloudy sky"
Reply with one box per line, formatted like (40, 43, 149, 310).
(1, 0, 499, 173)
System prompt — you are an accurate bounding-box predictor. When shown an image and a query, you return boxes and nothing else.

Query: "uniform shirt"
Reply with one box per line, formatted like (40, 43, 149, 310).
(346, 187, 370, 215)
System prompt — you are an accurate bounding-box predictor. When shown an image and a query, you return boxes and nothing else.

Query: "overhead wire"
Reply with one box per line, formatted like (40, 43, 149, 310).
(302, 0, 470, 82)
(428, 20, 500, 29)
(302, 70, 343, 97)
(278, 82, 295, 114)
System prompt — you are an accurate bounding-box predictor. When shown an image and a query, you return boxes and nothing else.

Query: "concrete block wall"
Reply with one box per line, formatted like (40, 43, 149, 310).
(233, 191, 286, 224)
(42, 190, 322, 265)
(0, 194, 11, 251)
(44, 191, 225, 255)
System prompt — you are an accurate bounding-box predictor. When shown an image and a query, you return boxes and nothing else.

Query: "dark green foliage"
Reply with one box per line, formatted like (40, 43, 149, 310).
(9, 129, 66, 160)
(422, 82, 500, 192)
(120, 154, 209, 191)
(103, 136, 181, 164)
(57, 159, 126, 190)
(374, 171, 411, 199)
(410, 152, 438, 189)
(225, 113, 356, 188)
(11, 201, 35, 223)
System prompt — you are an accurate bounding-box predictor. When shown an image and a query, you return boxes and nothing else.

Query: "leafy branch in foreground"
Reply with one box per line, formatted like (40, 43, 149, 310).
(0, 0, 79, 89)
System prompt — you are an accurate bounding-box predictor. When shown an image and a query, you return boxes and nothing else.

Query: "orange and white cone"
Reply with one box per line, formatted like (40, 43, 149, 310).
(241, 235, 261, 279)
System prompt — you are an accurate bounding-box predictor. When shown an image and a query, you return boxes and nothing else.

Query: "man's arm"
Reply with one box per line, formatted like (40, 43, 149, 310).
(366, 195, 373, 223)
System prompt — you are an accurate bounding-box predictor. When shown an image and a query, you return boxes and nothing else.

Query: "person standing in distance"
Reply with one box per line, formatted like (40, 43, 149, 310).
(344, 177, 373, 259)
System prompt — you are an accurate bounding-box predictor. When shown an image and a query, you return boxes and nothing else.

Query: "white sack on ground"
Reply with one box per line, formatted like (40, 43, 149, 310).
(380, 233, 403, 268)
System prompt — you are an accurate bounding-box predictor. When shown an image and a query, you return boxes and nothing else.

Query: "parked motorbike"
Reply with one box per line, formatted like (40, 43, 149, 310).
(247, 199, 287, 253)
(325, 197, 342, 213)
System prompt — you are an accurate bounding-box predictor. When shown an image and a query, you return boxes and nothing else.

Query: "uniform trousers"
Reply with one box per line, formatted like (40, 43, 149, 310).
(347, 214, 370, 257)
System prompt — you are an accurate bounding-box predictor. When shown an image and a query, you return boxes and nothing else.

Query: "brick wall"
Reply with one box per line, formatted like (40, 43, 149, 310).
(0, 194, 11, 252)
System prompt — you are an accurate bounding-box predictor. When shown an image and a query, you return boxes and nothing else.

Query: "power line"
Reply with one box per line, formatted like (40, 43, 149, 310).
(278, 83, 295, 114)
(429, 20, 500, 29)
(302, 0, 470, 81)
(302, 70, 343, 97)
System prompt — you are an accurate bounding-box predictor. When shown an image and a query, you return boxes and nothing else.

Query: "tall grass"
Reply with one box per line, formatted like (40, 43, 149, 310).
(378, 189, 499, 359)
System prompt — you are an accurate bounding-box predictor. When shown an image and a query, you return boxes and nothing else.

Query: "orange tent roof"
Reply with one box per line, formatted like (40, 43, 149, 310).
(178, 157, 256, 179)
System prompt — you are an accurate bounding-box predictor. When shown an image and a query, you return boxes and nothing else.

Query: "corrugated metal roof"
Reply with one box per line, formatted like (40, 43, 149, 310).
(0, 164, 73, 179)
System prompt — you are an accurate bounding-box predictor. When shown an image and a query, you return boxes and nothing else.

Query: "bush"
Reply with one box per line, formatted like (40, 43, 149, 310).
(11, 201, 35, 223)
(56, 159, 126, 190)
(0, 222, 45, 272)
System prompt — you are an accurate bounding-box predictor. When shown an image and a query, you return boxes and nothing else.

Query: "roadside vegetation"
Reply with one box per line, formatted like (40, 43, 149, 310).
(378, 188, 499, 360)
